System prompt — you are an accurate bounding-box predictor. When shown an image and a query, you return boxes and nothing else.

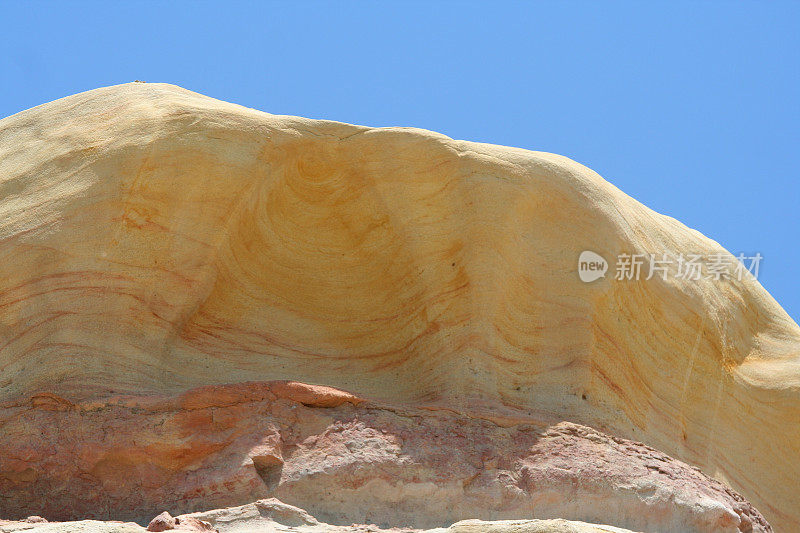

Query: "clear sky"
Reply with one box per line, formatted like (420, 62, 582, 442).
(1, 1, 798, 322)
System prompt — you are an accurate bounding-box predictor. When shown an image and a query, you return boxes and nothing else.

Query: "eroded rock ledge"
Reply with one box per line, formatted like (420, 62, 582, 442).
(0, 381, 770, 532)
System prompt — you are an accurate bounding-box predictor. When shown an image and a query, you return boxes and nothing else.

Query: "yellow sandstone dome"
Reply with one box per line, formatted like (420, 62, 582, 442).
(0, 83, 797, 530)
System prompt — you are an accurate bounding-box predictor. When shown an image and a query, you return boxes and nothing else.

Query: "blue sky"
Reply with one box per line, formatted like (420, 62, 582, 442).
(1, 1, 798, 322)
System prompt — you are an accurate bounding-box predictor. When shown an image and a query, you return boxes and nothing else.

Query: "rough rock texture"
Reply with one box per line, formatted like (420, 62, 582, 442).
(0, 381, 771, 532)
(2, 499, 637, 533)
(145, 512, 177, 532)
(174, 499, 638, 533)
(5, 499, 640, 533)
(0, 83, 797, 530)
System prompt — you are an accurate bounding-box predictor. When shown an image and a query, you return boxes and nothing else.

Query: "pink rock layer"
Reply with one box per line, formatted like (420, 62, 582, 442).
(0, 381, 770, 532)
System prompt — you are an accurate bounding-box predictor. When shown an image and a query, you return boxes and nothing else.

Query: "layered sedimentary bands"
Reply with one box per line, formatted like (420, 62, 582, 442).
(0, 83, 798, 532)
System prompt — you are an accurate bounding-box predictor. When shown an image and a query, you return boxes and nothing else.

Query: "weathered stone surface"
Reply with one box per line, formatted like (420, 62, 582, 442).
(175, 499, 638, 532)
(2, 505, 638, 533)
(0, 83, 797, 530)
(0, 381, 770, 532)
(145, 512, 176, 532)
(0, 499, 641, 532)
(4, 499, 640, 533)
(0, 520, 145, 532)
(446, 520, 634, 533)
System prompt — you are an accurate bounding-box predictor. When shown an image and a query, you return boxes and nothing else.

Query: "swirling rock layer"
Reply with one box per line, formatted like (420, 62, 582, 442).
(0, 83, 797, 530)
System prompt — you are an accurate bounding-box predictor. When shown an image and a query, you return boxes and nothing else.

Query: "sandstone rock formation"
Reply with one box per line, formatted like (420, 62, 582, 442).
(0, 381, 769, 532)
(0, 83, 797, 531)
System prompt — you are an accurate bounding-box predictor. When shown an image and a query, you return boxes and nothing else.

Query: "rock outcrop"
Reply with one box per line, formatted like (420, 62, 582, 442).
(0, 381, 769, 532)
(0, 83, 797, 530)
(2, 499, 639, 533)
